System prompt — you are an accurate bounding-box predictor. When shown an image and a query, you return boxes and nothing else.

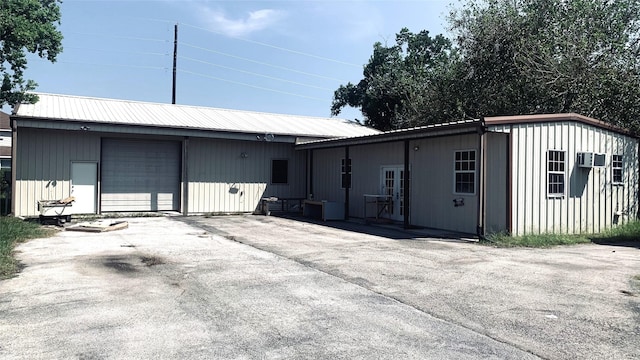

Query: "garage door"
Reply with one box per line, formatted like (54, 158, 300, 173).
(101, 139, 181, 212)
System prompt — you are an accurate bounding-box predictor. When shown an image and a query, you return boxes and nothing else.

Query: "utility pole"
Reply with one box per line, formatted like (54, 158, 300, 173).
(172, 23, 178, 104)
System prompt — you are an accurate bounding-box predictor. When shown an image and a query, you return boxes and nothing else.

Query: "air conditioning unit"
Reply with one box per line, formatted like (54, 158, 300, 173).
(577, 152, 593, 168)
(593, 153, 606, 167)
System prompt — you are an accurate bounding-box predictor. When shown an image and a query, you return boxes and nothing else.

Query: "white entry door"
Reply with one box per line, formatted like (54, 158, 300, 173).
(71, 162, 98, 214)
(381, 166, 404, 221)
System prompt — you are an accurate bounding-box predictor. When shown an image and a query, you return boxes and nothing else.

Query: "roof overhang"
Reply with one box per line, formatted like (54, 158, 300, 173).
(296, 119, 482, 150)
(485, 113, 636, 137)
(11, 116, 324, 144)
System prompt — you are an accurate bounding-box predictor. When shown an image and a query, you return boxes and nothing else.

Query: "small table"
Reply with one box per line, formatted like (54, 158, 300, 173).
(363, 194, 392, 223)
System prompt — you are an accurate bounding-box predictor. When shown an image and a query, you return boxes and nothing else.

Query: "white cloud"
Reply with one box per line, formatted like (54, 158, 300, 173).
(198, 7, 286, 37)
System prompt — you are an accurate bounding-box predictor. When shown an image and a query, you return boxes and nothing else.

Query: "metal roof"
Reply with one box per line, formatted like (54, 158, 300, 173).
(13, 93, 380, 139)
(297, 113, 637, 150)
(296, 119, 481, 149)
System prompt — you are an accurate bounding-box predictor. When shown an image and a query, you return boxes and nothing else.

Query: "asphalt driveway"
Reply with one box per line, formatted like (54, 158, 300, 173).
(1, 215, 638, 359)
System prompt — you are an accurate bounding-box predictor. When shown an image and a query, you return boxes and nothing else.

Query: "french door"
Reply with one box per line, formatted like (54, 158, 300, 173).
(381, 166, 404, 221)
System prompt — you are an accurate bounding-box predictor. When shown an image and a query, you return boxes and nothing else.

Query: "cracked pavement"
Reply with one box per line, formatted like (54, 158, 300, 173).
(1, 215, 638, 359)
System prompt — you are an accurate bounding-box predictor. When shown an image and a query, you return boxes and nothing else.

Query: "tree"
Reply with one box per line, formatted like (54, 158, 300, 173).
(0, 0, 63, 107)
(331, 28, 460, 131)
(449, 0, 640, 131)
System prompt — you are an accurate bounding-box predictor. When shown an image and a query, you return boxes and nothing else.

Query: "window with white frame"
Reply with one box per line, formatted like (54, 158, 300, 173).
(547, 150, 565, 197)
(612, 154, 623, 185)
(341, 158, 351, 189)
(454, 150, 476, 194)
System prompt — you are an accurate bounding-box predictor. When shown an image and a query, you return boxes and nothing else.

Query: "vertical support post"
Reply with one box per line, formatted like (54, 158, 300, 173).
(308, 149, 314, 198)
(182, 137, 189, 215)
(477, 121, 486, 238)
(344, 145, 350, 220)
(403, 140, 410, 229)
(172, 23, 178, 104)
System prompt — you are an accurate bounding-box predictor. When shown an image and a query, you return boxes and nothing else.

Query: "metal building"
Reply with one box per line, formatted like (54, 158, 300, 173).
(298, 114, 639, 236)
(10, 93, 379, 217)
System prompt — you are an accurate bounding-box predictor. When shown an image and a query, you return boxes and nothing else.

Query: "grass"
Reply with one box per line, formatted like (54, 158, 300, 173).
(484, 221, 640, 248)
(0, 217, 57, 279)
(484, 232, 592, 248)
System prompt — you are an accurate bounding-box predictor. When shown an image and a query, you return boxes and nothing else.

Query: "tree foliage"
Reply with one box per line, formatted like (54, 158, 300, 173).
(331, 28, 460, 131)
(450, 0, 640, 131)
(0, 0, 63, 107)
(334, 0, 640, 132)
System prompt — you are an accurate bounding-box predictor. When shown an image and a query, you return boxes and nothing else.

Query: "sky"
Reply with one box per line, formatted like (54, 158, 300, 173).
(16, 0, 455, 121)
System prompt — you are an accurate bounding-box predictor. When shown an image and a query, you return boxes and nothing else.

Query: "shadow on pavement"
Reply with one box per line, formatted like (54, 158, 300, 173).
(272, 213, 478, 242)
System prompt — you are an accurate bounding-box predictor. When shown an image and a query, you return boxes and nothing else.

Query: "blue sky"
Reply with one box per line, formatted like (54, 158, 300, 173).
(19, 0, 453, 121)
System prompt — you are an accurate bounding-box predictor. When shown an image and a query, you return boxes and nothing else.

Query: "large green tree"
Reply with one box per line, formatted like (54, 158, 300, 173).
(450, 0, 640, 131)
(0, 0, 63, 107)
(335, 0, 640, 132)
(331, 28, 460, 131)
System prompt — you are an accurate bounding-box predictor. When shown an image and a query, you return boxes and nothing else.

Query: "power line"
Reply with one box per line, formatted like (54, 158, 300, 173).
(180, 22, 361, 67)
(32, 57, 167, 71)
(134, 17, 359, 67)
(181, 42, 349, 82)
(65, 46, 168, 57)
(65, 31, 169, 43)
(178, 69, 328, 102)
(179, 55, 334, 91)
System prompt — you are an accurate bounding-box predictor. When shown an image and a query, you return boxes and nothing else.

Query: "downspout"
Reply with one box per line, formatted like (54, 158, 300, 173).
(344, 145, 350, 220)
(477, 118, 487, 239)
(403, 140, 410, 229)
(507, 125, 513, 234)
(637, 139, 640, 221)
(9, 115, 17, 216)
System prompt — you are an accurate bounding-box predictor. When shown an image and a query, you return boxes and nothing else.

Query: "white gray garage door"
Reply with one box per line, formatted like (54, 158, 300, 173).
(101, 139, 181, 212)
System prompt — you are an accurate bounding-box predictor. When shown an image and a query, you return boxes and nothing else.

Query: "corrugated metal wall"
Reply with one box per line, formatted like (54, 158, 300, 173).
(409, 134, 479, 234)
(508, 122, 639, 235)
(349, 143, 404, 217)
(309, 147, 344, 202)
(187, 138, 306, 214)
(14, 128, 100, 217)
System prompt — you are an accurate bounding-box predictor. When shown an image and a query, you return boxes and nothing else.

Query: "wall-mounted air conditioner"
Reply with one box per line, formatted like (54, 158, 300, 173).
(577, 152, 593, 168)
(593, 153, 606, 167)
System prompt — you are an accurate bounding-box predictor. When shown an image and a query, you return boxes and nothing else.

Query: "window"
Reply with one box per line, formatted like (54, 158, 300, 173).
(547, 150, 565, 197)
(341, 158, 351, 189)
(271, 159, 288, 184)
(454, 150, 476, 194)
(612, 154, 623, 185)
(0, 159, 10, 170)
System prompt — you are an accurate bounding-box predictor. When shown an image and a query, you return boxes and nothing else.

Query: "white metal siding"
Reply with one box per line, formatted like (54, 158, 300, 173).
(101, 139, 181, 212)
(14, 128, 100, 217)
(187, 138, 306, 214)
(349, 142, 404, 218)
(510, 121, 639, 235)
(410, 134, 479, 234)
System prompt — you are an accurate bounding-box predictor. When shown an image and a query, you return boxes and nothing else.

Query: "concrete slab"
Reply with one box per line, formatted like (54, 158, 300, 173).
(1, 215, 638, 359)
(184, 215, 640, 360)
